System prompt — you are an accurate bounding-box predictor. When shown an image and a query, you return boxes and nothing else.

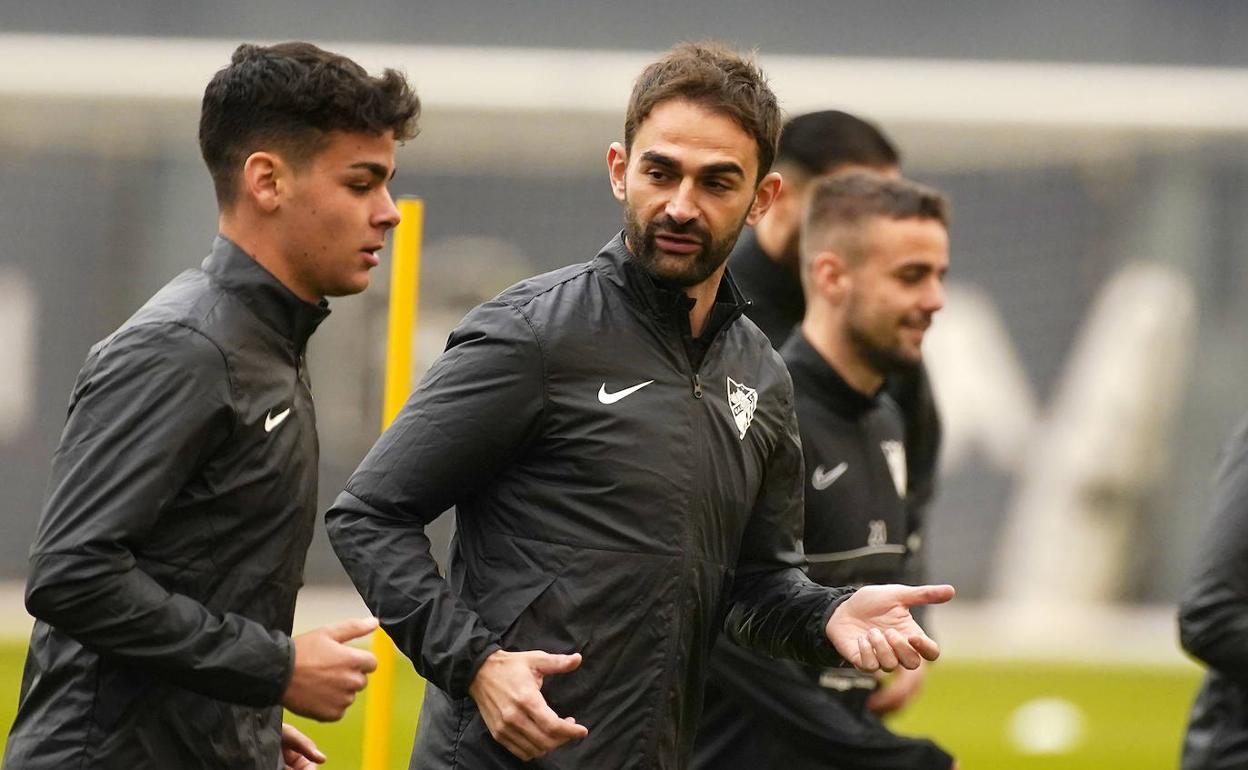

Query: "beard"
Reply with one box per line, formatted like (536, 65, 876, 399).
(624, 205, 747, 288)
(845, 295, 926, 376)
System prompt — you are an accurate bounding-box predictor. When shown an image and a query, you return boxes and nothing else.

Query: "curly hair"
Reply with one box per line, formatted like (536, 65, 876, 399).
(199, 42, 421, 207)
(624, 41, 781, 183)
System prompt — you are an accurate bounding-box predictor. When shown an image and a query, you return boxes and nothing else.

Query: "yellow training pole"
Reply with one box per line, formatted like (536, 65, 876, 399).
(362, 197, 423, 770)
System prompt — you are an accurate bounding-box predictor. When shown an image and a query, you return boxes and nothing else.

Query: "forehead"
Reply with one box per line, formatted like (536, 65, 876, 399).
(631, 98, 760, 178)
(310, 129, 397, 170)
(860, 216, 949, 267)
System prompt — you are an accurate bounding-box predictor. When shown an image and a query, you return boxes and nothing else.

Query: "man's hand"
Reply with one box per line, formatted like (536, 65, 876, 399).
(826, 584, 954, 672)
(866, 661, 926, 716)
(469, 649, 589, 761)
(282, 617, 379, 721)
(281, 723, 326, 769)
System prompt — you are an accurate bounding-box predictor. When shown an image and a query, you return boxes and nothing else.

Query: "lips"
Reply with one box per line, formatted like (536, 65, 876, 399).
(361, 244, 384, 267)
(654, 232, 702, 255)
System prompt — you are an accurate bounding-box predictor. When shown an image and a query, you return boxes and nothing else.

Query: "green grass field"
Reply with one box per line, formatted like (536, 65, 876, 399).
(0, 640, 1202, 768)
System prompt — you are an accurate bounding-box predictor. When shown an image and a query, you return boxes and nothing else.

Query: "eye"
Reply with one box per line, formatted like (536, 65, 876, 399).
(896, 266, 927, 285)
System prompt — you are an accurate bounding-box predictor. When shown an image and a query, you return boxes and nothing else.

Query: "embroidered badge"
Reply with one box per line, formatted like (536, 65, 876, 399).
(727, 377, 758, 440)
(880, 439, 908, 497)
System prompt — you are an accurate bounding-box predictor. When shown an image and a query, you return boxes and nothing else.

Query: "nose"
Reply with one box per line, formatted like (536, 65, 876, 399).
(375, 188, 401, 230)
(921, 277, 945, 314)
(664, 178, 699, 225)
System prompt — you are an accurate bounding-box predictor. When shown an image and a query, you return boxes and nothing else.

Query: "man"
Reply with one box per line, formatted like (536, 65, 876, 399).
(326, 42, 952, 770)
(694, 172, 956, 769)
(731, 110, 942, 539)
(3, 42, 420, 770)
(1179, 419, 1248, 769)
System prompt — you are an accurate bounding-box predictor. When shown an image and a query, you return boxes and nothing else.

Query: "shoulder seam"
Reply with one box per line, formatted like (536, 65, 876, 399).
(495, 300, 550, 430)
(111, 318, 240, 439)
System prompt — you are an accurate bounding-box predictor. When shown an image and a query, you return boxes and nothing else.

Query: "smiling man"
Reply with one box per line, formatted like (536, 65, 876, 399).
(694, 171, 956, 770)
(4, 42, 420, 770)
(326, 42, 953, 770)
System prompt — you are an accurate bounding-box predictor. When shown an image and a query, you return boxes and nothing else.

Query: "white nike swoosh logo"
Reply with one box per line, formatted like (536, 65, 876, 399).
(264, 407, 291, 433)
(598, 380, 654, 405)
(811, 462, 849, 491)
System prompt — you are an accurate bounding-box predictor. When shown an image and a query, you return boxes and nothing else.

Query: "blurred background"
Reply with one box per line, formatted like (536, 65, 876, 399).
(3, 1, 1247, 766)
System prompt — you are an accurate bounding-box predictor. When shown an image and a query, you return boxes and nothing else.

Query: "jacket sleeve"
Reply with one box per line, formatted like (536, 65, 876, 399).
(724, 379, 852, 667)
(24, 323, 294, 707)
(1179, 417, 1248, 681)
(325, 299, 545, 699)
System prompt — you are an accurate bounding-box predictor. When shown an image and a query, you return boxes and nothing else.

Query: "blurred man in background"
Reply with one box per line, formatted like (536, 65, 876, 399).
(326, 42, 953, 770)
(694, 172, 956, 769)
(1178, 418, 1248, 769)
(3, 42, 420, 770)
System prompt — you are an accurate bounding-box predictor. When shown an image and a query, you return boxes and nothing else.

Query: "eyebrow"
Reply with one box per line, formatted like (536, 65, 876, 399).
(350, 161, 394, 181)
(639, 151, 745, 180)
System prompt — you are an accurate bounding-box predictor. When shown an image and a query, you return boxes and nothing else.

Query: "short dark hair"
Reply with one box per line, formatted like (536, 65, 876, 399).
(624, 41, 781, 183)
(199, 42, 422, 207)
(804, 171, 949, 263)
(778, 110, 900, 176)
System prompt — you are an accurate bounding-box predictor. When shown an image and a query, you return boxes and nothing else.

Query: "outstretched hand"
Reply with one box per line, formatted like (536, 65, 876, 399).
(826, 584, 954, 672)
(470, 649, 589, 761)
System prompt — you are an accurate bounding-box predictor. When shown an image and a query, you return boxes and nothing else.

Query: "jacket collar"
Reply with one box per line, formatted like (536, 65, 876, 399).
(780, 330, 879, 418)
(593, 230, 749, 330)
(202, 235, 330, 349)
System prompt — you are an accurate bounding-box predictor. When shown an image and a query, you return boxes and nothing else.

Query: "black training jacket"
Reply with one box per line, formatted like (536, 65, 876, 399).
(3, 237, 327, 769)
(326, 233, 851, 770)
(693, 332, 950, 770)
(1179, 416, 1248, 769)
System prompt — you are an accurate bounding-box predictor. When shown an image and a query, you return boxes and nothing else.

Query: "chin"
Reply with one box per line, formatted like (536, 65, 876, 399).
(325, 278, 371, 298)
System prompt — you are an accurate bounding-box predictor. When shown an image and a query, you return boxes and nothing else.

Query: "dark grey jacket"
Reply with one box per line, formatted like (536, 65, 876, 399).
(1179, 416, 1248, 769)
(3, 237, 328, 769)
(326, 234, 850, 770)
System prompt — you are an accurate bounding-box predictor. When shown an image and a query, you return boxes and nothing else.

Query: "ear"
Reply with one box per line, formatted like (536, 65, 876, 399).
(810, 250, 852, 302)
(746, 171, 783, 226)
(607, 142, 629, 203)
(240, 151, 286, 213)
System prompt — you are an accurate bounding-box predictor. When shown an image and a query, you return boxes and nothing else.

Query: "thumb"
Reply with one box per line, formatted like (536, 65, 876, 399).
(323, 616, 380, 643)
(533, 652, 583, 674)
(899, 584, 955, 608)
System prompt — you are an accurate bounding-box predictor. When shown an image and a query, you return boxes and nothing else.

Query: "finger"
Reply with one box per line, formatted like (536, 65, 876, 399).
(533, 652, 583, 674)
(885, 628, 922, 670)
(495, 712, 546, 760)
(900, 584, 955, 608)
(281, 724, 326, 763)
(323, 616, 380, 643)
(524, 698, 590, 743)
(856, 635, 879, 672)
(908, 632, 942, 662)
(869, 628, 899, 672)
(348, 647, 379, 674)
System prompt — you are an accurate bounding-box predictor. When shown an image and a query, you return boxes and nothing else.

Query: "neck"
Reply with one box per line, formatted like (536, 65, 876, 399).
(685, 267, 725, 338)
(800, 309, 884, 395)
(753, 215, 798, 271)
(219, 215, 320, 304)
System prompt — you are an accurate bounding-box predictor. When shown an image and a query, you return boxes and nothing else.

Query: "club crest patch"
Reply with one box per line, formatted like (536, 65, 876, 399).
(880, 439, 907, 498)
(727, 377, 758, 440)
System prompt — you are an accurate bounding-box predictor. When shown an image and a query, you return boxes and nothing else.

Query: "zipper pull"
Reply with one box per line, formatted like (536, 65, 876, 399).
(692, 373, 703, 399)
